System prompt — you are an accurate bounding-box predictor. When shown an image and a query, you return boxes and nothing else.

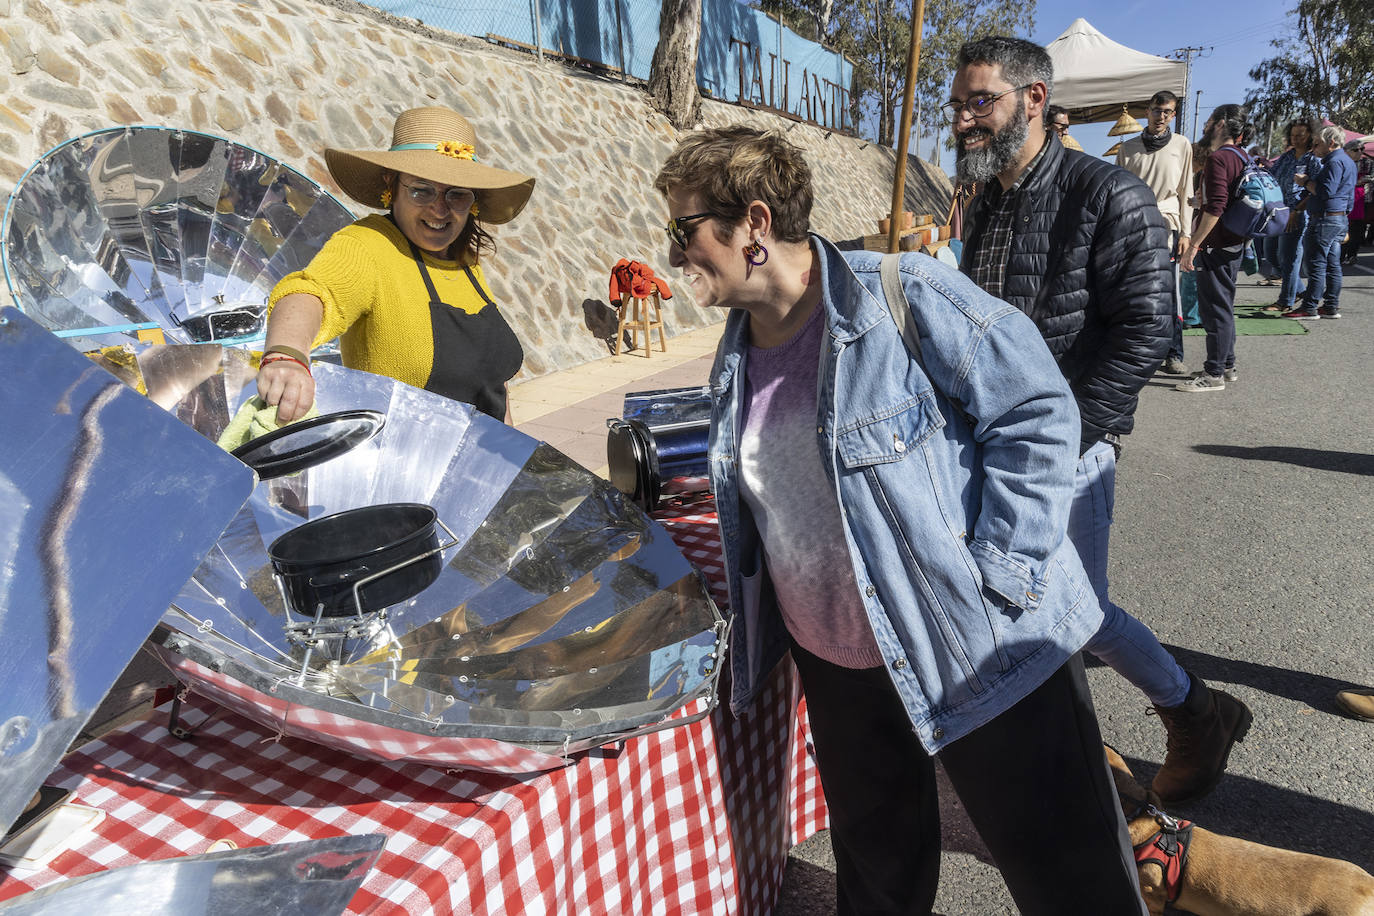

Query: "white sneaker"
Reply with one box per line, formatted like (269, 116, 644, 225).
(1176, 373, 1225, 392)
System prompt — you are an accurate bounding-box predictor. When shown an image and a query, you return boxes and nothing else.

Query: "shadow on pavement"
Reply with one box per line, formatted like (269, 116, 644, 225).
(1117, 751, 1374, 873)
(1151, 644, 1370, 714)
(1191, 443, 1374, 476)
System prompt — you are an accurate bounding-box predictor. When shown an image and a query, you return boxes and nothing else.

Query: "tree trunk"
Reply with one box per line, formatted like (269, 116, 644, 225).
(649, 0, 703, 129)
(812, 0, 834, 40)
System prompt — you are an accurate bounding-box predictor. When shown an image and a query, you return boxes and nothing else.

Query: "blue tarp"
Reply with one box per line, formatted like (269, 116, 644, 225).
(368, 0, 852, 130)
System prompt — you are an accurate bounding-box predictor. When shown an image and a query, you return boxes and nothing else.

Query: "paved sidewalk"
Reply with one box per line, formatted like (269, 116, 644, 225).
(510, 323, 723, 476)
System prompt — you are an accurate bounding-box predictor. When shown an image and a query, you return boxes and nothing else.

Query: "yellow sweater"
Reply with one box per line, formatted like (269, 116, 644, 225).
(268, 215, 507, 393)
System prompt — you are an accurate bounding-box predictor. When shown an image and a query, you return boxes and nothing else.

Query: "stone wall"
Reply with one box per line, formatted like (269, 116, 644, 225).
(0, 0, 952, 378)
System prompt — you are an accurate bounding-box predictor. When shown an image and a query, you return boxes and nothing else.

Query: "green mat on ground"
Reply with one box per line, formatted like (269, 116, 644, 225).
(1183, 305, 1309, 335)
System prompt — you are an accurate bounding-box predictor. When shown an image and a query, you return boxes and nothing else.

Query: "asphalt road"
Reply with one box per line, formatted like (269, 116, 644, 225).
(776, 258, 1374, 915)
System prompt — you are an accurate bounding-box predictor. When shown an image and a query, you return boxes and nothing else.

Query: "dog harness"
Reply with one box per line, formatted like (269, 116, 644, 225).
(1132, 804, 1195, 904)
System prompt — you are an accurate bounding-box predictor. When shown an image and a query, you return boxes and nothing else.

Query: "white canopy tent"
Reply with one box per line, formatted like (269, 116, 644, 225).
(1045, 18, 1187, 125)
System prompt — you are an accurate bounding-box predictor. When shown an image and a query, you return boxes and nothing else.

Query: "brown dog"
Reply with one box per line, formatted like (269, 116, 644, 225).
(1104, 745, 1374, 916)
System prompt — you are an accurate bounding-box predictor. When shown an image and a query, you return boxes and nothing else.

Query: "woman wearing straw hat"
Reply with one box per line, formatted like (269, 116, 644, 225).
(258, 106, 535, 422)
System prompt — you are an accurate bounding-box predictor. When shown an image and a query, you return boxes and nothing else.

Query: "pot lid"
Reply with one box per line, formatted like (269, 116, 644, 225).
(231, 409, 385, 480)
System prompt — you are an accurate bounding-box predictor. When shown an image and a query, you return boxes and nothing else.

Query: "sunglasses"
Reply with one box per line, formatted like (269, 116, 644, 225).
(665, 212, 712, 251)
(943, 84, 1033, 120)
(400, 181, 476, 211)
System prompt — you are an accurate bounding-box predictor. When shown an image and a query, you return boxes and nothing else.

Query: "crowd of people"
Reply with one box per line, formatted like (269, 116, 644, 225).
(243, 51, 1366, 911)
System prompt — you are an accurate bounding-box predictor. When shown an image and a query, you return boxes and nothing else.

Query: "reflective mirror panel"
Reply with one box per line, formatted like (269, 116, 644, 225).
(0, 833, 384, 915)
(107, 349, 726, 773)
(1, 127, 354, 352)
(621, 385, 712, 430)
(0, 308, 256, 837)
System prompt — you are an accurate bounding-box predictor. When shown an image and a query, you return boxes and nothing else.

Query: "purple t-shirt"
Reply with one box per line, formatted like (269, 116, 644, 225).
(738, 302, 883, 669)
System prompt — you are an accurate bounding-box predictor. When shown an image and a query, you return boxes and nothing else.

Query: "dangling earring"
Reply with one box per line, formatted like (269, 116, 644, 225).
(379, 187, 393, 208)
(470, 201, 480, 217)
(744, 239, 769, 266)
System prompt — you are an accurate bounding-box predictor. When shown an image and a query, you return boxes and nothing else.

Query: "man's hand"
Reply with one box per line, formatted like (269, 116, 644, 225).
(257, 359, 316, 423)
(1181, 245, 1199, 272)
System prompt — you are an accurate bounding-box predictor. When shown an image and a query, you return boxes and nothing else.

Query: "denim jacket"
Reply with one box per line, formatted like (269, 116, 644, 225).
(708, 236, 1103, 753)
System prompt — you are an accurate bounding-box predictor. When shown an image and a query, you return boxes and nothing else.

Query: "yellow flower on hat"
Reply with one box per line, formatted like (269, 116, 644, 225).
(436, 141, 476, 161)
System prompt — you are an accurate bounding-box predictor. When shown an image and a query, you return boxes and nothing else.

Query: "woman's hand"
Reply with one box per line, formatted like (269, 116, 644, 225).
(257, 358, 316, 422)
(259, 292, 324, 423)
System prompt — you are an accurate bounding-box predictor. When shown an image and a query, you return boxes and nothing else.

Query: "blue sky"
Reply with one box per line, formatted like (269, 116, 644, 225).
(915, 0, 1298, 171)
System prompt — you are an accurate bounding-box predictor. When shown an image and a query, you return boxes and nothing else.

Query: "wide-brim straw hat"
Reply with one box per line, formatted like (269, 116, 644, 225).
(325, 107, 535, 224)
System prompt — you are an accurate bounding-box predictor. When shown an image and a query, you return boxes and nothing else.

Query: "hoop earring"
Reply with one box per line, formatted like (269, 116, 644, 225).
(744, 240, 769, 266)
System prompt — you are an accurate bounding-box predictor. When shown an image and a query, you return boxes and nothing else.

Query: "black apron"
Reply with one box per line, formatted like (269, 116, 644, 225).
(400, 237, 523, 420)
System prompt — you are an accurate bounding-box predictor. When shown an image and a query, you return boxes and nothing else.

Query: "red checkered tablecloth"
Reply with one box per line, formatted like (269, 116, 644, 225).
(0, 507, 827, 915)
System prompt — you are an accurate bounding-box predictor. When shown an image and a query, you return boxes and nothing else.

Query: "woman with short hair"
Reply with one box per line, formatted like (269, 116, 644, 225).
(656, 126, 1144, 914)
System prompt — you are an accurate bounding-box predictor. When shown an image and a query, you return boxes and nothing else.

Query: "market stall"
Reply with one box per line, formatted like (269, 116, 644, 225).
(1045, 18, 1187, 124)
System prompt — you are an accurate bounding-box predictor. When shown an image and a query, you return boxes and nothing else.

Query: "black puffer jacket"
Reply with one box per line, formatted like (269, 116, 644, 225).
(961, 135, 1172, 454)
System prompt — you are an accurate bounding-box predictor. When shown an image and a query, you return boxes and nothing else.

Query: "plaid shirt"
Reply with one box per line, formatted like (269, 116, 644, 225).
(967, 138, 1051, 300)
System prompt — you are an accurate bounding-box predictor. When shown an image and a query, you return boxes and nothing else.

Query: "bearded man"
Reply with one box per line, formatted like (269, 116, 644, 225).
(954, 36, 1253, 805)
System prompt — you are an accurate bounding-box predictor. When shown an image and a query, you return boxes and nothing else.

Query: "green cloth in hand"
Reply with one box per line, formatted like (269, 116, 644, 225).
(216, 395, 319, 451)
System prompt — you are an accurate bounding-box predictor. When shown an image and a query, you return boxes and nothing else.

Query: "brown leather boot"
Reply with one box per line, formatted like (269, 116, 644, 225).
(1335, 687, 1374, 722)
(1150, 672, 1253, 805)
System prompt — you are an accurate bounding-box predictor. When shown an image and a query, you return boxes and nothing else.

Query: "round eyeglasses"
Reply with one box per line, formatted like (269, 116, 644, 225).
(399, 181, 476, 212)
(943, 84, 1033, 120)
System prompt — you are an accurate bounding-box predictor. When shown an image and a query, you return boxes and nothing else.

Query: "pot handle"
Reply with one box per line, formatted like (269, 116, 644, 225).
(344, 519, 460, 617)
(309, 566, 369, 588)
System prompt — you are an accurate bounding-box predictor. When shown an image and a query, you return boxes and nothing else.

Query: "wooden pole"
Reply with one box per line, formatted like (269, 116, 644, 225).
(886, 0, 927, 253)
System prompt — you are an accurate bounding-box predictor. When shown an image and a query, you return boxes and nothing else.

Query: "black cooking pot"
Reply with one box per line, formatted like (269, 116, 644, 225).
(268, 503, 441, 617)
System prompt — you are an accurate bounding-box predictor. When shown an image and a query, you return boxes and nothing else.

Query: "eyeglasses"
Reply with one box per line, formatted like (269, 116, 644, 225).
(943, 84, 1033, 120)
(1149, 107, 1177, 117)
(399, 181, 476, 211)
(1051, 122, 1070, 135)
(665, 212, 712, 251)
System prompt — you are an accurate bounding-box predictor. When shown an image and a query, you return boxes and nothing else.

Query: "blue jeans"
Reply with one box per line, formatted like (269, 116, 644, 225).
(1075, 441, 1190, 708)
(1302, 213, 1347, 310)
(1277, 212, 1307, 309)
(1179, 270, 1200, 326)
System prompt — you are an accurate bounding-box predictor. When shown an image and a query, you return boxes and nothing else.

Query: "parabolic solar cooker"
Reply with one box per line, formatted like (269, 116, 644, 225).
(112, 346, 729, 774)
(0, 125, 354, 353)
(2, 127, 728, 776)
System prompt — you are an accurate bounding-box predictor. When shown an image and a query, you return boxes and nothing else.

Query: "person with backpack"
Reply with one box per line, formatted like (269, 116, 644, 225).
(1285, 125, 1358, 319)
(1177, 105, 1254, 392)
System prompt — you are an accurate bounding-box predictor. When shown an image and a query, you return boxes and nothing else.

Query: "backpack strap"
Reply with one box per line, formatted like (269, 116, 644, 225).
(879, 253, 924, 370)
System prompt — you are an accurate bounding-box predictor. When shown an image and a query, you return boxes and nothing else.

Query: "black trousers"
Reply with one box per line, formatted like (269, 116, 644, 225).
(792, 643, 1145, 916)
(1195, 246, 1242, 378)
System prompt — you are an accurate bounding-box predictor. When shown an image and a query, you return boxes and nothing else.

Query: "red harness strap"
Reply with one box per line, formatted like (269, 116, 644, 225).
(1133, 809, 1195, 904)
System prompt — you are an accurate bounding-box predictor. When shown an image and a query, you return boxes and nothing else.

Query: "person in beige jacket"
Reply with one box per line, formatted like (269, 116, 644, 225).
(1118, 90, 1193, 375)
